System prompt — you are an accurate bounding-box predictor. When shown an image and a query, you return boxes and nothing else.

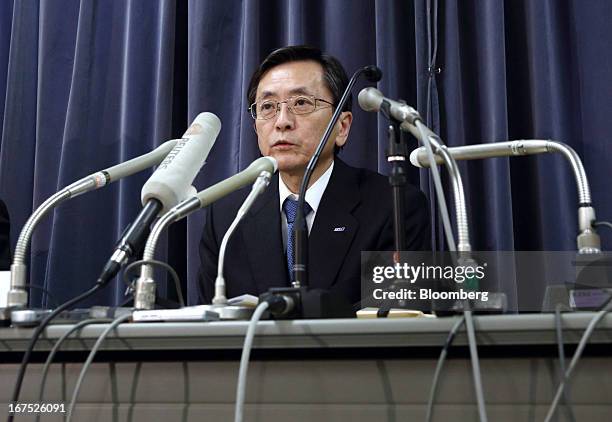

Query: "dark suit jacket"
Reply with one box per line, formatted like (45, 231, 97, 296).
(0, 199, 10, 270)
(198, 159, 430, 305)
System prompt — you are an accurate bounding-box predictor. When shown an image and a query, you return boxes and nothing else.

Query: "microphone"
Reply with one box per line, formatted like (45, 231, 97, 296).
(358, 86, 472, 253)
(358, 87, 421, 125)
(133, 156, 277, 310)
(363, 65, 383, 83)
(192, 156, 278, 210)
(96, 112, 221, 286)
(212, 163, 278, 306)
(409, 139, 552, 168)
(357, 86, 439, 143)
(409, 139, 601, 253)
(141, 112, 221, 213)
(5, 139, 180, 309)
(358, 86, 448, 152)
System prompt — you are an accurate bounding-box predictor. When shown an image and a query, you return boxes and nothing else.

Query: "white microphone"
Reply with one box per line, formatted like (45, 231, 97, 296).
(96, 112, 221, 286)
(6, 139, 180, 309)
(142, 112, 221, 213)
(134, 156, 278, 310)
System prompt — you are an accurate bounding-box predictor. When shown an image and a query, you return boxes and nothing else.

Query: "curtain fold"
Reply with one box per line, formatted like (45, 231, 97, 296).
(1, 0, 177, 307)
(0, 0, 610, 308)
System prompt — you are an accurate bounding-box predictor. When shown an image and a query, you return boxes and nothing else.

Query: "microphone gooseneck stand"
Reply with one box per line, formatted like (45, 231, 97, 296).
(4, 140, 179, 313)
(410, 139, 601, 254)
(292, 65, 383, 288)
(133, 157, 277, 312)
(410, 118, 489, 422)
(358, 88, 489, 422)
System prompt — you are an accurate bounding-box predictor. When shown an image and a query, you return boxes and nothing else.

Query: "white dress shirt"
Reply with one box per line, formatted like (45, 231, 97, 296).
(279, 161, 334, 249)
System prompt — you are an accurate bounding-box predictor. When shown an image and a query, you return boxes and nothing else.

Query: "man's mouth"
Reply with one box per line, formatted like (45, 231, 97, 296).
(272, 140, 295, 148)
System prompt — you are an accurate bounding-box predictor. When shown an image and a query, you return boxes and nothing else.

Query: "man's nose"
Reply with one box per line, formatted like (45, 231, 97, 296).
(274, 102, 295, 130)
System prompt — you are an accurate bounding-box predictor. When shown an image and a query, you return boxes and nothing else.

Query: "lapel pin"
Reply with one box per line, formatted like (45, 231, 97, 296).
(333, 226, 346, 232)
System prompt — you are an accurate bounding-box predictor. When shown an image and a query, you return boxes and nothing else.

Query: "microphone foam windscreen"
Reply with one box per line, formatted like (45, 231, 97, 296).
(141, 112, 221, 212)
(363, 65, 383, 82)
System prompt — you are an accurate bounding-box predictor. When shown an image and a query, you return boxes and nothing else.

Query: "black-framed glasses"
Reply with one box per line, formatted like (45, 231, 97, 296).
(249, 95, 334, 120)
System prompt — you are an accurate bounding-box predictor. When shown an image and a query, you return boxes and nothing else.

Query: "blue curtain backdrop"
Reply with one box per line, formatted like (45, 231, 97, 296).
(0, 0, 610, 308)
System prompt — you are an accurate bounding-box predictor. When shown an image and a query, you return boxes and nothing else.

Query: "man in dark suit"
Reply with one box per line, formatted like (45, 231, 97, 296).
(198, 45, 430, 306)
(0, 199, 10, 270)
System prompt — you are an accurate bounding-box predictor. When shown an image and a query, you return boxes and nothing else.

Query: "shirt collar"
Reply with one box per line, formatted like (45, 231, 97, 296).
(278, 160, 335, 214)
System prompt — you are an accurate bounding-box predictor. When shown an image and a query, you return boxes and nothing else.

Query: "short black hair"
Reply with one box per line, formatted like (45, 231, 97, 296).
(247, 45, 352, 114)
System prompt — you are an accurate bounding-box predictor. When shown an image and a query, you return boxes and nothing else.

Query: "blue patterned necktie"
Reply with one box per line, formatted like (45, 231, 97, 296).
(283, 197, 312, 282)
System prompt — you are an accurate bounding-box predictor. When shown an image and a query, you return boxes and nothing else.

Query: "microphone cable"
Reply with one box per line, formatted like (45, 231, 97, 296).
(425, 315, 465, 422)
(35, 318, 111, 422)
(8, 282, 104, 422)
(234, 301, 270, 422)
(544, 298, 612, 422)
(415, 120, 457, 252)
(593, 220, 612, 232)
(65, 313, 132, 422)
(553, 304, 577, 422)
(463, 309, 488, 422)
(415, 116, 488, 421)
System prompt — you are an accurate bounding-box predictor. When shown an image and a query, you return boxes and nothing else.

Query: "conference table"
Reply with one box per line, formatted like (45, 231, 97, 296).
(1, 313, 611, 421)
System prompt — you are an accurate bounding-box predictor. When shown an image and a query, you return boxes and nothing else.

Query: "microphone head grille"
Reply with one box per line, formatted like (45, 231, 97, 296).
(358, 87, 382, 112)
(363, 65, 383, 82)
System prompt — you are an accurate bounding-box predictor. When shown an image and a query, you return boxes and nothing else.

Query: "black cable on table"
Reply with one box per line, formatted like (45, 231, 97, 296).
(7, 283, 103, 422)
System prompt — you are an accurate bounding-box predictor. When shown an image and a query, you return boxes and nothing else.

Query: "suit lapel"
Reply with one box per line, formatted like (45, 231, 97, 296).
(240, 173, 290, 293)
(308, 159, 360, 290)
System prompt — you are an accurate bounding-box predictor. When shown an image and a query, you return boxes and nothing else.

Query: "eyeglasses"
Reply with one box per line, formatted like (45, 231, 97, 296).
(249, 95, 334, 120)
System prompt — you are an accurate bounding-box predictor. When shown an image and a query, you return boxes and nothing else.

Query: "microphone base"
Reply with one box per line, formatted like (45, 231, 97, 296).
(0, 307, 15, 326)
(10, 308, 92, 327)
(259, 287, 354, 319)
(201, 304, 255, 320)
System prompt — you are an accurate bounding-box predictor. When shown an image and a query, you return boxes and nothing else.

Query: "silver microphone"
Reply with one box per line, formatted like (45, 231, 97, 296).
(133, 156, 278, 310)
(410, 139, 600, 253)
(212, 170, 274, 305)
(358, 87, 421, 125)
(410, 140, 552, 168)
(359, 87, 471, 252)
(6, 139, 179, 309)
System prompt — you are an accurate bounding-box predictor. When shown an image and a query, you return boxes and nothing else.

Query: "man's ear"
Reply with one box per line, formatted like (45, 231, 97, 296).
(252, 122, 258, 135)
(334, 111, 353, 149)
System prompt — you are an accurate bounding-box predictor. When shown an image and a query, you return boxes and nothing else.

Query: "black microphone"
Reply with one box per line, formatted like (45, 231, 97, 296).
(96, 112, 221, 285)
(363, 65, 383, 83)
(291, 65, 383, 288)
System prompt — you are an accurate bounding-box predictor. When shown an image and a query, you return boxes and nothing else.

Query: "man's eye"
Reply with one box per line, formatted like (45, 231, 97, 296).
(260, 102, 275, 111)
(294, 98, 313, 107)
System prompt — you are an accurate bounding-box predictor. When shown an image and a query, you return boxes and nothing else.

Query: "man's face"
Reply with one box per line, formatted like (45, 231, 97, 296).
(253, 60, 351, 176)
